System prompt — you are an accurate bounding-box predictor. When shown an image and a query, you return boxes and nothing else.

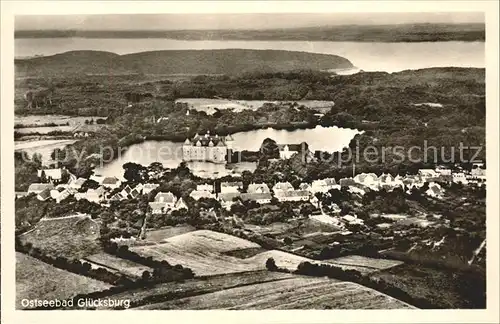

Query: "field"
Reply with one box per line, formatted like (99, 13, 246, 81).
(141, 225, 196, 243)
(15, 115, 104, 126)
(16, 252, 111, 309)
(83, 253, 154, 278)
(325, 255, 404, 274)
(95, 270, 295, 309)
(20, 214, 101, 259)
(176, 98, 335, 115)
(15, 125, 75, 134)
(136, 276, 415, 310)
(14, 139, 77, 162)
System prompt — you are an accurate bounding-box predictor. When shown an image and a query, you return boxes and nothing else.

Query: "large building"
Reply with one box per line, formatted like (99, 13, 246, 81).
(182, 131, 233, 164)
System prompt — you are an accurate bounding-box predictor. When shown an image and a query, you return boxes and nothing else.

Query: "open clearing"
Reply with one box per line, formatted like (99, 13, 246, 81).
(137, 276, 415, 310)
(15, 115, 103, 126)
(142, 225, 196, 243)
(20, 214, 101, 259)
(83, 253, 154, 278)
(16, 252, 111, 309)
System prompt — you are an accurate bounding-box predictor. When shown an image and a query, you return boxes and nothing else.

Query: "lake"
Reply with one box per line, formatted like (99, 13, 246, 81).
(95, 125, 360, 179)
(15, 38, 484, 73)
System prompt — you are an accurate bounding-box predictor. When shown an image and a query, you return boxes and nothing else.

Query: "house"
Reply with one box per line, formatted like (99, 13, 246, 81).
(37, 168, 64, 184)
(37, 188, 52, 201)
(278, 144, 302, 159)
(220, 181, 243, 193)
(120, 185, 133, 198)
(471, 166, 486, 179)
(275, 190, 310, 202)
(27, 183, 54, 195)
(426, 183, 445, 199)
(196, 183, 214, 193)
(154, 192, 177, 209)
(55, 188, 76, 203)
(452, 172, 468, 184)
(310, 195, 320, 208)
(50, 188, 64, 199)
(299, 182, 312, 192)
(341, 214, 364, 225)
(354, 173, 379, 189)
(311, 178, 338, 193)
(247, 183, 270, 194)
(142, 183, 159, 194)
(339, 178, 356, 187)
(173, 197, 188, 211)
(129, 188, 141, 199)
(379, 173, 395, 185)
(190, 190, 216, 201)
(109, 193, 125, 202)
(149, 202, 167, 214)
(240, 192, 272, 205)
(435, 167, 452, 176)
(15, 192, 28, 198)
(418, 169, 440, 181)
(272, 182, 294, 194)
(69, 177, 87, 190)
(102, 177, 121, 189)
(76, 186, 106, 203)
(218, 192, 242, 210)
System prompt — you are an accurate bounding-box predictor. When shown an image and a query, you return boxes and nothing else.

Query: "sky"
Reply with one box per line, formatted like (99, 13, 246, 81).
(15, 12, 485, 31)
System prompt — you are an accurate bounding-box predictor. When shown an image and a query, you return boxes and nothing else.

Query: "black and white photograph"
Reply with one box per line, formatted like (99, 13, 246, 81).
(1, 1, 499, 321)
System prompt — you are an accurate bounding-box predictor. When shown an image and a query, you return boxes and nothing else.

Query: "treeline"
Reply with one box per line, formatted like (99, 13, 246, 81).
(15, 237, 130, 286)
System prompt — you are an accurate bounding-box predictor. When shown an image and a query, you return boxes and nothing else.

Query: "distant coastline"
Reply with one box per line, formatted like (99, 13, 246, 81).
(14, 23, 485, 42)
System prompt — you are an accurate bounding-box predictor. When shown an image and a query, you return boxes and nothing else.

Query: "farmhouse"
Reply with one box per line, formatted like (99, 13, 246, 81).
(452, 172, 468, 184)
(154, 192, 177, 208)
(272, 182, 294, 194)
(240, 192, 272, 205)
(311, 178, 338, 193)
(275, 190, 310, 202)
(28, 183, 54, 195)
(197, 183, 214, 193)
(220, 181, 243, 193)
(247, 183, 270, 194)
(190, 190, 216, 201)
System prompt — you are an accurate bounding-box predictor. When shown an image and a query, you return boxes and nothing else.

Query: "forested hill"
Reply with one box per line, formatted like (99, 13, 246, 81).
(14, 49, 353, 77)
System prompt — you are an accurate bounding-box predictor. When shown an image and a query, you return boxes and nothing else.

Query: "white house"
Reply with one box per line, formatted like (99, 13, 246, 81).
(342, 214, 364, 225)
(154, 192, 177, 209)
(37, 168, 64, 184)
(418, 169, 440, 181)
(196, 183, 214, 193)
(354, 173, 379, 189)
(190, 190, 216, 201)
(55, 187, 76, 203)
(435, 167, 452, 176)
(120, 185, 133, 198)
(247, 183, 270, 194)
(311, 178, 338, 193)
(69, 178, 87, 190)
(278, 144, 301, 159)
(220, 181, 243, 194)
(426, 182, 445, 199)
(28, 183, 54, 195)
(272, 182, 294, 194)
(452, 172, 468, 184)
(149, 202, 166, 214)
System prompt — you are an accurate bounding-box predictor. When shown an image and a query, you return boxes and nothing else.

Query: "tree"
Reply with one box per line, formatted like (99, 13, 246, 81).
(260, 138, 280, 159)
(266, 257, 278, 271)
